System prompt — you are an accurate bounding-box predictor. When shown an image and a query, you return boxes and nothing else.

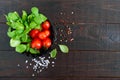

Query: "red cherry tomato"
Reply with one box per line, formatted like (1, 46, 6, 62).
(29, 29, 40, 38)
(44, 30, 50, 37)
(43, 38, 51, 48)
(31, 38, 42, 50)
(37, 32, 47, 40)
(42, 21, 50, 30)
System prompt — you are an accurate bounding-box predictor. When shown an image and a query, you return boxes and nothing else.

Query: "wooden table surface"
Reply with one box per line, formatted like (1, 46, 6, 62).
(0, 0, 120, 80)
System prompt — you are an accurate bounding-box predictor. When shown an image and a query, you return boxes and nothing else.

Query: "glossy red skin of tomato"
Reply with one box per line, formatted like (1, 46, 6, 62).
(43, 38, 52, 48)
(37, 32, 47, 40)
(44, 30, 50, 37)
(31, 38, 42, 50)
(42, 21, 50, 30)
(29, 29, 40, 38)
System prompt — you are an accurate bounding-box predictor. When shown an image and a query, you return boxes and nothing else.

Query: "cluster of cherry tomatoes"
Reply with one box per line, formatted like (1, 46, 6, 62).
(29, 20, 51, 50)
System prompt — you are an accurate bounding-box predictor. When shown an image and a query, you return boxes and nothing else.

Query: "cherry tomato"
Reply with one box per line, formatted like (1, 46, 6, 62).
(43, 38, 51, 48)
(42, 21, 50, 30)
(31, 38, 42, 50)
(37, 32, 47, 40)
(29, 29, 40, 38)
(44, 30, 50, 37)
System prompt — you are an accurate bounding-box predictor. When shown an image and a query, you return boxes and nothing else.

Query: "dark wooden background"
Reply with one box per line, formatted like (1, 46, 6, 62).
(0, 0, 120, 80)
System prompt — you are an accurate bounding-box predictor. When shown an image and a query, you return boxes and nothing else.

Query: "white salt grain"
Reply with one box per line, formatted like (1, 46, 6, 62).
(40, 70, 42, 72)
(60, 12, 63, 15)
(52, 65, 55, 67)
(52, 61, 55, 64)
(26, 66, 28, 69)
(71, 11, 74, 14)
(25, 60, 28, 63)
(30, 63, 32, 66)
(17, 64, 20, 67)
(48, 56, 51, 59)
(32, 74, 35, 77)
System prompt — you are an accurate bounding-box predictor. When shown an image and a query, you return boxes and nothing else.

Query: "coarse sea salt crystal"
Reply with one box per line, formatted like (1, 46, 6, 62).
(52, 65, 55, 67)
(25, 60, 28, 63)
(52, 61, 55, 64)
(17, 64, 20, 67)
(32, 74, 35, 77)
(71, 11, 74, 14)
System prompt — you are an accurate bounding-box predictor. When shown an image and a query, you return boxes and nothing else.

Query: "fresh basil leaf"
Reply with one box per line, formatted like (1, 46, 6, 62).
(24, 28, 31, 34)
(30, 48, 40, 54)
(26, 43, 30, 52)
(28, 14, 34, 22)
(29, 21, 37, 28)
(59, 44, 69, 53)
(35, 25, 42, 30)
(39, 14, 47, 22)
(34, 16, 43, 24)
(24, 21, 29, 28)
(50, 49, 57, 58)
(13, 35, 21, 40)
(21, 34, 31, 42)
(15, 29, 23, 34)
(9, 22, 24, 30)
(15, 44, 26, 53)
(10, 38, 21, 47)
(7, 30, 16, 38)
(22, 10, 27, 21)
(21, 34, 28, 42)
(6, 22, 11, 26)
(5, 15, 9, 22)
(14, 11, 20, 18)
(31, 7, 39, 16)
(7, 12, 19, 21)
(14, 22, 24, 30)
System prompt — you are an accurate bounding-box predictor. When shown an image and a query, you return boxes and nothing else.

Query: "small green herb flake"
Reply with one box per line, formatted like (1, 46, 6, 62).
(15, 44, 26, 53)
(50, 49, 57, 58)
(59, 44, 69, 53)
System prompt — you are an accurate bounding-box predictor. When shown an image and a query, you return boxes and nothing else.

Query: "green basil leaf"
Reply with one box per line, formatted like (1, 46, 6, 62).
(28, 14, 34, 22)
(35, 25, 42, 30)
(5, 15, 9, 22)
(39, 14, 47, 22)
(29, 21, 37, 28)
(7, 30, 16, 38)
(15, 29, 23, 34)
(21, 34, 31, 42)
(15, 44, 26, 53)
(50, 49, 57, 58)
(7, 11, 20, 22)
(22, 10, 27, 21)
(26, 43, 30, 52)
(31, 7, 39, 16)
(59, 44, 69, 53)
(10, 38, 21, 47)
(24, 21, 29, 28)
(34, 16, 43, 24)
(21, 34, 28, 42)
(14, 22, 24, 30)
(9, 22, 24, 30)
(30, 48, 40, 54)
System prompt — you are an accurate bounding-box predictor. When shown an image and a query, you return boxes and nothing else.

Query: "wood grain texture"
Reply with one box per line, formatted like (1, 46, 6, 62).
(1, 51, 120, 78)
(0, 0, 120, 23)
(0, 0, 120, 80)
